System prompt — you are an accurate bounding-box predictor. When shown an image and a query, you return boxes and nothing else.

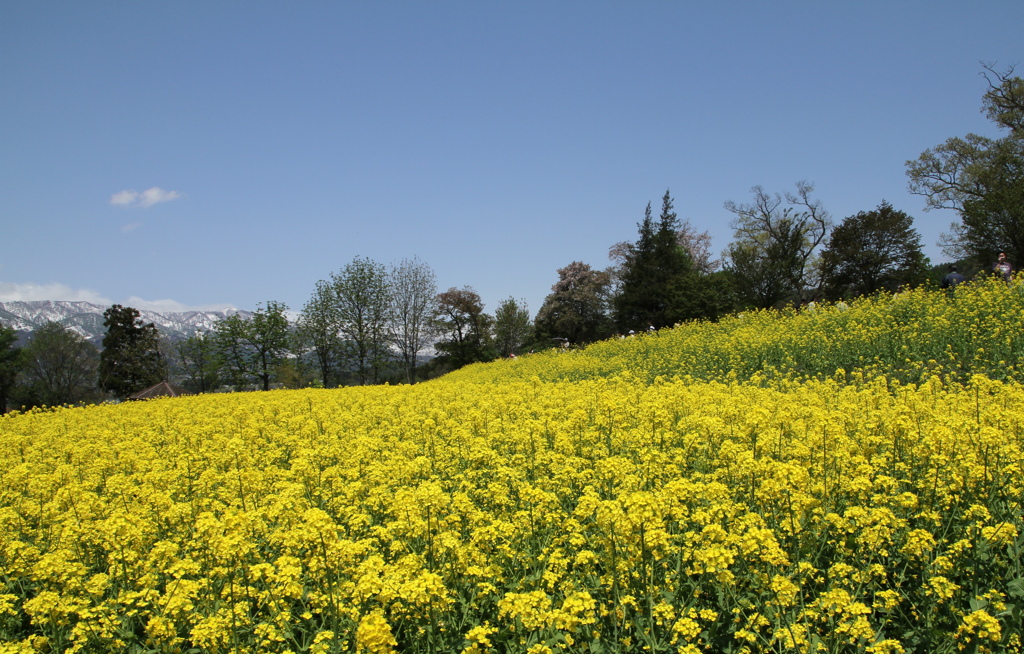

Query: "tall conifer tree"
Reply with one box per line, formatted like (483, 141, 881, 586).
(614, 190, 698, 330)
(98, 304, 165, 398)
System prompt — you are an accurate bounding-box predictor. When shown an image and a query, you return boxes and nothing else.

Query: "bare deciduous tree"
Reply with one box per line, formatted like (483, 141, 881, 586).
(724, 181, 831, 305)
(389, 257, 438, 384)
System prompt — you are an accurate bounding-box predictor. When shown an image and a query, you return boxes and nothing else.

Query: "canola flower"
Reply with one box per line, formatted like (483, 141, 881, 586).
(453, 274, 1024, 387)
(1, 280, 1023, 653)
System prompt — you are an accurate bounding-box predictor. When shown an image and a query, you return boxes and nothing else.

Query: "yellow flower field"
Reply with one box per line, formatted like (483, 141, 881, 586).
(2, 281, 1024, 653)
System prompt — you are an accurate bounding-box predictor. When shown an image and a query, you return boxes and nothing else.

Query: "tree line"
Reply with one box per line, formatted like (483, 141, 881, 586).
(2, 65, 1020, 410)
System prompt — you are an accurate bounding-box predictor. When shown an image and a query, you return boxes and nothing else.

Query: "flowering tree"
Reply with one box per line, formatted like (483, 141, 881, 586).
(536, 261, 612, 345)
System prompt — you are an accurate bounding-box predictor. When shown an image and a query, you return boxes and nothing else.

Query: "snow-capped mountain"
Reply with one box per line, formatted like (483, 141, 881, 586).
(0, 301, 251, 344)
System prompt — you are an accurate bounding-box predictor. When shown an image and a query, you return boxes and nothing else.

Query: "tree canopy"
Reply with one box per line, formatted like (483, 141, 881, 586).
(20, 322, 100, 407)
(388, 257, 438, 384)
(98, 304, 166, 398)
(492, 297, 533, 357)
(214, 302, 290, 391)
(536, 261, 612, 345)
(724, 182, 831, 308)
(614, 191, 700, 330)
(0, 324, 21, 413)
(434, 287, 493, 369)
(819, 201, 931, 299)
(333, 257, 392, 385)
(906, 64, 1024, 267)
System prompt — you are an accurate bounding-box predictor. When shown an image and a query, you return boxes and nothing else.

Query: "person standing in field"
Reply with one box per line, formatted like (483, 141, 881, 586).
(993, 252, 1013, 282)
(941, 264, 965, 289)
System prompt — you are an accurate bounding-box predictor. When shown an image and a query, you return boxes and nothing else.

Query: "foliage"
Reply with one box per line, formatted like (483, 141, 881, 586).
(332, 257, 392, 386)
(98, 304, 166, 398)
(0, 324, 20, 413)
(723, 238, 791, 310)
(535, 262, 612, 346)
(724, 182, 831, 308)
(175, 332, 222, 393)
(906, 64, 1024, 266)
(819, 201, 931, 300)
(676, 216, 721, 274)
(296, 280, 345, 388)
(12, 321, 100, 408)
(614, 191, 700, 330)
(434, 286, 494, 370)
(214, 302, 291, 391)
(609, 216, 719, 286)
(492, 297, 533, 358)
(388, 257, 439, 384)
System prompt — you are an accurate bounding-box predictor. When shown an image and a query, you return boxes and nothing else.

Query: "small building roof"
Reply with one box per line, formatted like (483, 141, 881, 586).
(128, 381, 192, 400)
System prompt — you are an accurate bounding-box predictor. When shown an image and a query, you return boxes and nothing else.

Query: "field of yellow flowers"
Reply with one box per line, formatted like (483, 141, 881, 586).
(465, 278, 1024, 388)
(2, 280, 1023, 653)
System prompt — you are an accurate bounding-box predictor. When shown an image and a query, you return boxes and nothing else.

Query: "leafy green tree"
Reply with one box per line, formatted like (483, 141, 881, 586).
(434, 286, 494, 369)
(493, 297, 533, 357)
(701, 269, 744, 320)
(388, 257, 438, 384)
(819, 201, 931, 300)
(536, 262, 612, 345)
(906, 64, 1024, 266)
(332, 257, 391, 385)
(0, 324, 22, 413)
(724, 181, 831, 308)
(614, 190, 700, 330)
(723, 240, 791, 309)
(17, 322, 100, 407)
(214, 302, 290, 391)
(296, 279, 344, 387)
(98, 304, 166, 398)
(212, 314, 250, 389)
(274, 356, 316, 389)
(176, 332, 221, 393)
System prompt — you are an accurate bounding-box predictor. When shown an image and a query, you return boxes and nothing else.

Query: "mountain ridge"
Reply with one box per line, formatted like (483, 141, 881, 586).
(0, 300, 251, 345)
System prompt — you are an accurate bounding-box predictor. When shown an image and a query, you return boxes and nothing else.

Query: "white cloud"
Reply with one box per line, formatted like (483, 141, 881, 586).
(110, 187, 181, 208)
(110, 190, 138, 206)
(0, 282, 113, 305)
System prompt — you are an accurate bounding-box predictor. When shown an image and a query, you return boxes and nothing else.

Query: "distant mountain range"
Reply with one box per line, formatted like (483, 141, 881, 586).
(0, 300, 251, 345)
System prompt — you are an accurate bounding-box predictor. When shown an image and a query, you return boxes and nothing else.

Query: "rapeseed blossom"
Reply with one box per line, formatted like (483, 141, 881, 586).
(2, 279, 1024, 652)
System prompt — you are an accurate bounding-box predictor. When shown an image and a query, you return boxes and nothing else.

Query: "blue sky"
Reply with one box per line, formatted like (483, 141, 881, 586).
(2, 2, 1021, 317)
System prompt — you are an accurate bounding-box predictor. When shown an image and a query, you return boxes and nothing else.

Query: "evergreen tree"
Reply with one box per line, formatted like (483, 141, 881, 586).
(98, 304, 165, 398)
(0, 324, 21, 413)
(614, 190, 698, 330)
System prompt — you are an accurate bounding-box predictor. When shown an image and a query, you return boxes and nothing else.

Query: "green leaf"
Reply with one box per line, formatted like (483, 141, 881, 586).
(1007, 576, 1024, 599)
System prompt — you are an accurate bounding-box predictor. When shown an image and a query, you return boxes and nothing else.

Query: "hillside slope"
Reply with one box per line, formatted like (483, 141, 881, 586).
(449, 277, 1024, 386)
